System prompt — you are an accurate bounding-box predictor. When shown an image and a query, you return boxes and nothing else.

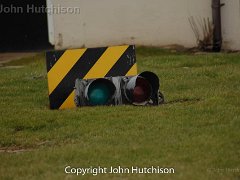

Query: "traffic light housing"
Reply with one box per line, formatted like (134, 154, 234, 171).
(74, 71, 164, 106)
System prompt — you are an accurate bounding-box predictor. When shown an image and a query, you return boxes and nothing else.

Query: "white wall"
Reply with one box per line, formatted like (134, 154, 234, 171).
(221, 0, 240, 50)
(49, 0, 240, 50)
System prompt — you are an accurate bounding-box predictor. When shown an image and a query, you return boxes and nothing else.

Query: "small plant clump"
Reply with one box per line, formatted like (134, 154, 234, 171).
(189, 16, 214, 51)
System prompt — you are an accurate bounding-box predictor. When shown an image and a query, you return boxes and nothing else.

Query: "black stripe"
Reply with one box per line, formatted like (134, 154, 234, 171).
(49, 47, 107, 109)
(105, 45, 136, 77)
(46, 50, 65, 72)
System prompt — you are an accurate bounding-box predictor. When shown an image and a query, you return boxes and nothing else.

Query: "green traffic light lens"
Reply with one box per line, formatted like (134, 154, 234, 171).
(88, 79, 115, 105)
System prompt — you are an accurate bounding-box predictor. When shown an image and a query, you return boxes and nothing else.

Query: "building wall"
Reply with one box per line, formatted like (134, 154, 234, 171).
(48, 0, 240, 50)
(221, 0, 240, 50)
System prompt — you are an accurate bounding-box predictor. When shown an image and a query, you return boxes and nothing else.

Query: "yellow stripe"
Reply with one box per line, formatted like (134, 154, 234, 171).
(47, 49, 87, 95)
(126, 63, 138, 76)
(84, 45, 129, 79)
(59, 91, 75, 109)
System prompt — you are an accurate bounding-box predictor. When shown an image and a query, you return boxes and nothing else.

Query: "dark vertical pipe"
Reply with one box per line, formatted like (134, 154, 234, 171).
(212, 0, 223, 52)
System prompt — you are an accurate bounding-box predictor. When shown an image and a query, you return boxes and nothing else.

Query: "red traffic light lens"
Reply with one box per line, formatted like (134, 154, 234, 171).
(132, 77, 151, 104)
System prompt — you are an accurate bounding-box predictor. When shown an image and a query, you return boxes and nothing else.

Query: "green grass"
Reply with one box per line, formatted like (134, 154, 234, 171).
(0, 47, 239, 180)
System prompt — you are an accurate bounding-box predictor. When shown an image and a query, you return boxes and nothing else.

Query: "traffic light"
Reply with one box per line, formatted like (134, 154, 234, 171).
(74, 71, 164, 107)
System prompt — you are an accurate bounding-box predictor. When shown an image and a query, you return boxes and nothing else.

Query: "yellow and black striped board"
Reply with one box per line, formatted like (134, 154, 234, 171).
(46, 45, 138, 109)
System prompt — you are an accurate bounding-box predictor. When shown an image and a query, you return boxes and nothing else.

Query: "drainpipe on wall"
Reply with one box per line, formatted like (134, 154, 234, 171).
(212, 0, 224, 52)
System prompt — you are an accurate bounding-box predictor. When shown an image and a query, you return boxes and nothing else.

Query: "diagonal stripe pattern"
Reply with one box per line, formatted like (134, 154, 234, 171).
(46, 45, 137, 109)
(47, 49, 87, 94)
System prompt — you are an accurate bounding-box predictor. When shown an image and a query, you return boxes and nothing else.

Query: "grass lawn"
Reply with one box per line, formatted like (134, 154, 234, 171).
(0, 47, 239, 180)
